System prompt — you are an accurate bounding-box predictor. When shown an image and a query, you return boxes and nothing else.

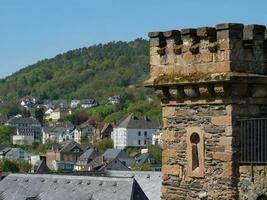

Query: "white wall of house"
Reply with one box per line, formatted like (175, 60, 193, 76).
(13, 135, 34, 145)
(111, 128, 158, 149)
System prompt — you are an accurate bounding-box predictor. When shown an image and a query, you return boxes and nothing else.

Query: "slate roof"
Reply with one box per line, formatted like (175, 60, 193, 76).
(117, 113, 160, 129)
(50, 141, 84, 153)
(135, 153, 161, 166)
(78, 149, 98, 161)
(0, 173, 148, 200)
(7, 117, 41, 126)
(103, 149, 135, 167)
(106, 171, 162, 200)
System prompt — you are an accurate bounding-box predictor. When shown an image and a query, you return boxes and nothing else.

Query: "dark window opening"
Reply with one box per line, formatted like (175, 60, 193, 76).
(257, 195, 267, 200)
(190, 132, 200, 171)
(240, 118, 267, 164)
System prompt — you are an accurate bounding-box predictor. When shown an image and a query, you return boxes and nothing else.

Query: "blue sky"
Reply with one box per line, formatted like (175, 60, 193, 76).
(0, 0, 266, 78)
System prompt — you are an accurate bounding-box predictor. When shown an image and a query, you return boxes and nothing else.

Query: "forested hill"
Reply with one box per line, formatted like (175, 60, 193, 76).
(0, 39, 150, 102)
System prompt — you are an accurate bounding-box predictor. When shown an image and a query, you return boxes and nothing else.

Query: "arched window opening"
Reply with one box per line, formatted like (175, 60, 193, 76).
(190, 132, 200, 171)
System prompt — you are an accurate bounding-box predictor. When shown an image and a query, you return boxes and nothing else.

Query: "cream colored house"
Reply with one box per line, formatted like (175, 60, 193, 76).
(45, 108, 71, 122)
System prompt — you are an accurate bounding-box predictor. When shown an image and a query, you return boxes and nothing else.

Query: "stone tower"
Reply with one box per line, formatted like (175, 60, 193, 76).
(145, 23, 267, 200)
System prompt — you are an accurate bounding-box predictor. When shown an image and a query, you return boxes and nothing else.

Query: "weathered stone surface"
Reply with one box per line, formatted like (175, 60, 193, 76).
(162, 149, 177, 158)
(212, 152, 232, 161)
(211, 116, 232, 126)
(162, 165, 182, 176)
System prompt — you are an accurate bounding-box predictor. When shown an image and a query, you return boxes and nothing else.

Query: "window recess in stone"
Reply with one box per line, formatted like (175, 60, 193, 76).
(239, 118, 267, 164)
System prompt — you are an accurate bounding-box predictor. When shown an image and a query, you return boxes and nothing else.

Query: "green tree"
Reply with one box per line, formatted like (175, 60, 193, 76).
(0, 125, 13, 145)
(21, 107, 31, 118)
(16, 160, 32, 173)
(35, 107, 45, 125)
(96, 138, 113, 152)
(0, 159, 19, 173)
(148, 145, 163, 161)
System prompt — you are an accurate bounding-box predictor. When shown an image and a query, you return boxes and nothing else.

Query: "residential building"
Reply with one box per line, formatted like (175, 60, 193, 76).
(46, 140, 84, 170)
(0, 145, 12, 159)
(7, 116, 42, 145)
(5, 148, 32, 161)
(99, 158, 130, 171)
(74, 148, 99, 171)
(135, 153, 161, 171)
(87, 156, 129, 172)
(111, 113, 160, 149)
(102, 149, 135, 167)
(20, 96, 36, 108)
(45, 107, 70, 122)
(0, 174, 148, 200)
(107, 95, 122, 105)
(152, 130, 163, 146)
(74, 120, 96, 145)
(42, 124, 74, 144)
(52, 160, 75, 172)
(70, 99, 81, 108)
(97, 123, 115, 140)
(80, 99, 99, 108)
(30, 160, 50, 174)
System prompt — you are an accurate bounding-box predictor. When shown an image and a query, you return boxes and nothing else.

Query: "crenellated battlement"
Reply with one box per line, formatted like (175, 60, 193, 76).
(146, 23, 267, 88)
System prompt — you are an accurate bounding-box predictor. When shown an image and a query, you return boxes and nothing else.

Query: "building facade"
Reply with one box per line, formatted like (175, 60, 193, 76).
(111, 114, 160, 149)
(7, 117, 42, 145)
(145, 23, 267, 199)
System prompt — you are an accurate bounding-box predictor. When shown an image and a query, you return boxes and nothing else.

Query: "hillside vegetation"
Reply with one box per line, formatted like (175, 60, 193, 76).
(0, 39, 162, 122)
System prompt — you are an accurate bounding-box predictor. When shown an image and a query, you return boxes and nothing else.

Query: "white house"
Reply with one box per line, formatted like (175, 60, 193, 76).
(111, 113, 160, 149)
(70, 100, 81, 108)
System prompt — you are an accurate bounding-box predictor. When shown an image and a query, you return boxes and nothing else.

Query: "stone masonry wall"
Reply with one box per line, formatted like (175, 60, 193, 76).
(161, 104, 237, 200)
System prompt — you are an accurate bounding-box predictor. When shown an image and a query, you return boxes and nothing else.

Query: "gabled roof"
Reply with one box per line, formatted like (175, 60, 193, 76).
(101, 123, 115, 133)
(5, 148, 31, 157)
(0, 174, 148, 200)
(117, 113, 160, 129)
(99, 158, 130, 171)
(0, 144, 11, 152)
(78, 149, 98, 161)
(50, 141, 84, 153)
(103, 149, 130, 160)
(135, 153, 161, 166)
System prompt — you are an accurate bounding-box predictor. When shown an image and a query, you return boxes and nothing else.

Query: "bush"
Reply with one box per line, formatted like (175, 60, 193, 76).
(131, 163, 152, 171)
(148, 145, 163, 161)
(96, 138, 113, 152)
(0, 159, 19, 173)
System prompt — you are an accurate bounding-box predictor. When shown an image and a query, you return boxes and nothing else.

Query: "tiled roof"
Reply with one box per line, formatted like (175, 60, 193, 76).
(0, 174, 148, 200)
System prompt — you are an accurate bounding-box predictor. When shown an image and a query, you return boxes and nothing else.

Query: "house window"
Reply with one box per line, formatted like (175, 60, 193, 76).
(138, 131, 141, 136)
(138, 140, 141, 145)
(144, 131, 147, 137)
(144, 140, 147, 145)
